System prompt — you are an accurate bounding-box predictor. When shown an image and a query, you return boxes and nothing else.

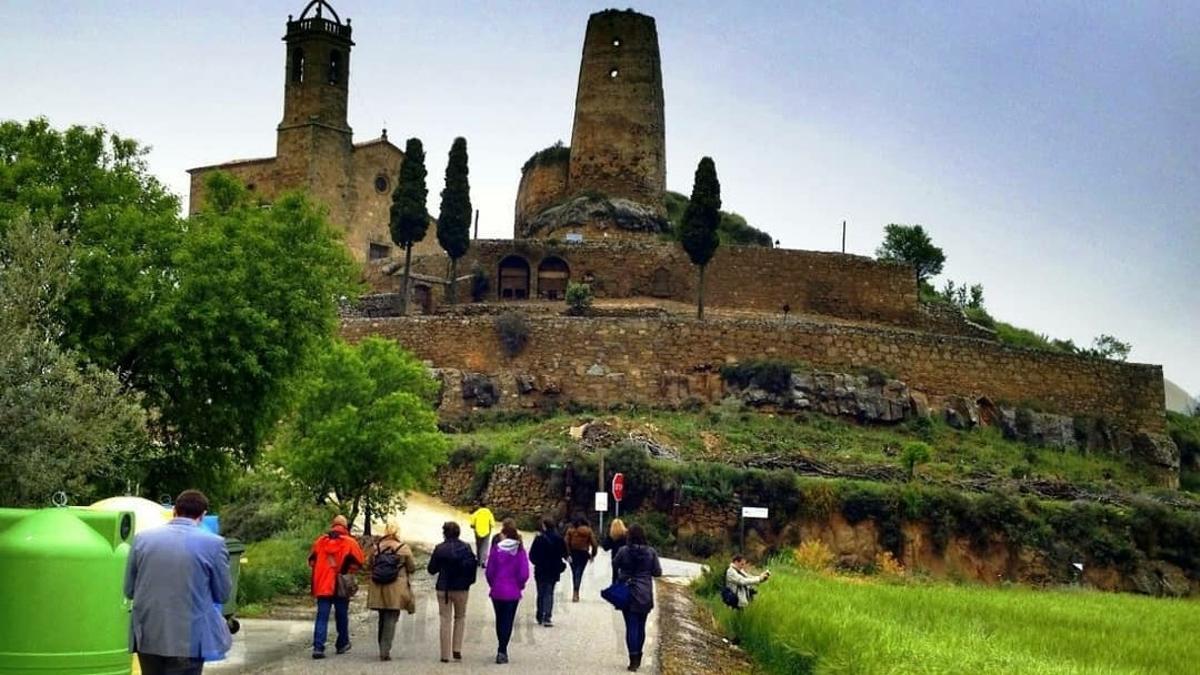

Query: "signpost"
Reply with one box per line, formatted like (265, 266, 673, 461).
(596, 491, 608, 535)
(612, 473, 625, 517)
(740, 506, 770, 551)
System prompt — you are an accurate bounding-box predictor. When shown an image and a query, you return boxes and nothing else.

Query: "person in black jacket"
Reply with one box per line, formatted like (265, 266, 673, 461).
(426, 521, 477, 663)
(601, 518, 628, 586)
(528, 517, 568, 627)
(612, 524, 662, 672)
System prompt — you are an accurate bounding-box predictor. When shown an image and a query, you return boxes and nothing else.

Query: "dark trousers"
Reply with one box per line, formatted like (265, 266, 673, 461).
(476, 535, 490, 567)
(313, 596, 350, 653)
(136, 654, 204, 675)
(535, 578, 557, 623)
(569, 550, 590, 592)
(377, 609, 400, 657)
(492, 598, 520, 655)
(622, 609, 649, 656)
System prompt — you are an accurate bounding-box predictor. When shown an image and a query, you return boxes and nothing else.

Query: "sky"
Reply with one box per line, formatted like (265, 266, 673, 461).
(2, 1, 1197, 395)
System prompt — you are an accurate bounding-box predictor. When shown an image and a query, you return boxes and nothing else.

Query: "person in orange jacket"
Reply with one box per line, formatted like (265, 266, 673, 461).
(308, 515, 364, 659)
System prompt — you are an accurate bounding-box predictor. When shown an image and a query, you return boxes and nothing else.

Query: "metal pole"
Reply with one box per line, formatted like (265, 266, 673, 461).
(841, 220, 846, 253)
(739, 513, 746, 552)
(598, 449, 605, 535)
(473, 209, 480, 239)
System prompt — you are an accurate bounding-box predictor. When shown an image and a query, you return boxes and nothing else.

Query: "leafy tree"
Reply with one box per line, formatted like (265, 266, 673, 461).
(900, 441, 933, 480)
(876, 224, 946, 286)
(2, 118, 361, 498)
(0, 216, 148, 506)
(437, 137, 472, 305)
(272, 338, 447, 526)
(390, 138, 429, 315)
(1088, 334, 1131, 361)
(679, 157, 722, 319)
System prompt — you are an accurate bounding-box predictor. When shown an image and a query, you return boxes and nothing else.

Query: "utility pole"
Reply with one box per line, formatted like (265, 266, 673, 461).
(841, 220, 846, 253)
(473, 209, 480, 240)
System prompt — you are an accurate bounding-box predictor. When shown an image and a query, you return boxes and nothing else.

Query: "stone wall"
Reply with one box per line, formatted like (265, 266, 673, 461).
(515, 158, 570, 235)
(342, 314, 1167, 434)
(370, 238, 986, 333)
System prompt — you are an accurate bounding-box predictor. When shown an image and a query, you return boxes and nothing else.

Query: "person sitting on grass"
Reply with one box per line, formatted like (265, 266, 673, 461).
(725, 554, 770, 609)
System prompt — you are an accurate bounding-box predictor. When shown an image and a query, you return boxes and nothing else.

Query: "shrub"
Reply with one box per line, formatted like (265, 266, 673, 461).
(237, 536, 313, 605)
(873, 550, 906, 578)
(793, 540, 835, 572)
(900, 441, 933, 479)
(564, 282, 594, 316)
(681, 531, 722, 558)
(637, 511, 675, 550)
(494, 311, 530, 356)
(719, 359, 795, 395)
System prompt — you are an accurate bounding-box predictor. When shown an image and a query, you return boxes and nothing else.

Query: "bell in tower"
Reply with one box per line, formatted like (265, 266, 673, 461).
(278, 0, 354, 145)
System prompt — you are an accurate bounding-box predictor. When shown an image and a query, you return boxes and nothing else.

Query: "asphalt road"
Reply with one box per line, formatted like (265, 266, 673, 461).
(215, 493, 702, 674)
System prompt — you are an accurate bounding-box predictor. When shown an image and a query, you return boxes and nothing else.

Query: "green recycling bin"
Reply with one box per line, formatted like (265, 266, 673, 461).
(0, 507, 134, 675)
(223, 538, 245, 633)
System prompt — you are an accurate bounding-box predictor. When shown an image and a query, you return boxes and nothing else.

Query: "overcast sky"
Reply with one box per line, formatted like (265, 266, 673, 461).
(3, 1, 1197, 395)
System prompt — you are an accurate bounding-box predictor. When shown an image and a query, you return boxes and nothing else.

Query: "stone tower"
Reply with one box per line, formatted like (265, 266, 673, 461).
(275, 0, 354, 212)
(568, 9, 666, 212)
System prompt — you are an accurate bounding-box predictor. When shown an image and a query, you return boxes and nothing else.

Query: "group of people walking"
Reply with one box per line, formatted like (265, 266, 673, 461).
(306, 508, 662, 671)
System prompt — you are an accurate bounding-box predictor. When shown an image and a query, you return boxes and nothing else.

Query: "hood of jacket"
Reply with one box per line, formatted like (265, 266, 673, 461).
(497, 537, 521, 555)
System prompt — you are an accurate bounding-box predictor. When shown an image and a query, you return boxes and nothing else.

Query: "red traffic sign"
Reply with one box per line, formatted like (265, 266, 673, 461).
(612, 473, 625, 502)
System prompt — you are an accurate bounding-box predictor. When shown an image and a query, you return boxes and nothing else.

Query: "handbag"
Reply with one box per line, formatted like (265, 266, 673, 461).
(335, 572, 359, 599)
(600, 581, 631, 611)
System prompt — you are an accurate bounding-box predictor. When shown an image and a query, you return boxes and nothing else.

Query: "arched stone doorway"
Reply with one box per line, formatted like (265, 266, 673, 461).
(537, 257, 570, 300)
(650, 267, 673, 298)
(413, 284, 433, 315)
(498, 255, 531, 300)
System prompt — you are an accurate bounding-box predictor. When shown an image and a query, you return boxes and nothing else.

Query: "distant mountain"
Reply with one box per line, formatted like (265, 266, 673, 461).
(1165, 378, 1198, 414)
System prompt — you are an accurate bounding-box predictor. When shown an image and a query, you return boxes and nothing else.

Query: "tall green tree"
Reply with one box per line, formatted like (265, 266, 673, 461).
(272, 337, 447, 526)
(679, 157, 722, 319)
(437, 137, 472, 305)
(0, 216, 148, 506)
(1, 117, 361, 498)
(876, 224, 946, 287)
(390, 138, 429, 315)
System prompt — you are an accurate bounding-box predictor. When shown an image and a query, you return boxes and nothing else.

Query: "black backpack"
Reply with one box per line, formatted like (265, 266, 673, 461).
(456, 545, 479, 586)
(372, 543, 402, 585)
(721, 585, 740, 608)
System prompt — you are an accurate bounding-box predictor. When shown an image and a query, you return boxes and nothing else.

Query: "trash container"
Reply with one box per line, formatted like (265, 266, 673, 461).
(224, 538, 246, 634)
(0, 507, 134, 675)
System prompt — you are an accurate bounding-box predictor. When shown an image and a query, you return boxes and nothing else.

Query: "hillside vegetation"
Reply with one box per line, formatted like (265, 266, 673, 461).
(453, 407, 1160, 491)
(664, 190, 773, 247)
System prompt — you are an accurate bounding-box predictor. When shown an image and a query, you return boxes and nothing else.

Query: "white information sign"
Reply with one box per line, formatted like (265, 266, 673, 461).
(741, 506, 769, 519)
(595, 491, 609, 512)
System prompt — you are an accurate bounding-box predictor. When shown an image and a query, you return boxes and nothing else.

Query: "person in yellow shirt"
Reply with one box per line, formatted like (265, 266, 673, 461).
(468, 505, 495, 569)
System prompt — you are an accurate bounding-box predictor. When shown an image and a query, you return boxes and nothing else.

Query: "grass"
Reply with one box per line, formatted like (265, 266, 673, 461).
(705, 565, 1200, 674)
(237, 535, 312, 606)
(454, 408, 1154, 489)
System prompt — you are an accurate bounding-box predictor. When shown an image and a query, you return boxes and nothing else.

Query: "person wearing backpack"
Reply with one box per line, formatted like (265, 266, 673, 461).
(564, 515, 598, 602)
(724, 554, 770, 610)
(485, 519, 530, 665)
(366, 519, 416, 662)
(427, 521, 478, 664)
(528, 517, 568, 627)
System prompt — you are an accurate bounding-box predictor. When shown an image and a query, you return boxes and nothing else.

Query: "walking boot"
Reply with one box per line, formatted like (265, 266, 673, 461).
(628, 652, 642, 672)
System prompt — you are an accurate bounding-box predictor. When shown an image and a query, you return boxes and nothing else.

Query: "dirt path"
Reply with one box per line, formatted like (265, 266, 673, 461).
(242, 492, 703, 674)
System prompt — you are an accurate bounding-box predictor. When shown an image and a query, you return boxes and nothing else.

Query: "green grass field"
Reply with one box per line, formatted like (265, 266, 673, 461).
(706, 567, 1200, 674)
(455, 408, 1154, 489)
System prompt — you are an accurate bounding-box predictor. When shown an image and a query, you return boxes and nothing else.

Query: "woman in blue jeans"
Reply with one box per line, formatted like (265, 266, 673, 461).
(612, 524, 662, 672)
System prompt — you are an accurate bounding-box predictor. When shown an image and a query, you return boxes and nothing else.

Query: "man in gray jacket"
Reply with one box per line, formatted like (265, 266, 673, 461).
(124, 490, 232, 675)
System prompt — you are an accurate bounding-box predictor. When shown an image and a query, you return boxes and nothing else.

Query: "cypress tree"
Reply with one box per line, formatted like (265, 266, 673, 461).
(389, 138, 429, 315)
(679, 156, 722, 319)
(437, 137, 472, 305)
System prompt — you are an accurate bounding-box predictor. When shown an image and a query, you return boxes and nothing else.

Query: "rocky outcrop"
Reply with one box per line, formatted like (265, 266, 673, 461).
(521, 195, 669, 239)
(479, 464, 562, 520)
(1132, 432, 1181, 488)
(461, 373, 499, 408)
(729, 369, 911, 423)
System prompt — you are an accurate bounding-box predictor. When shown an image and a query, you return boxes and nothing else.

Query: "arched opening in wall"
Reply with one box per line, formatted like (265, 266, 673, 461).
(650, 267, 673, 298)
(537, 256, 570, 300)
(328, 49, 343, 85)
(291, 48, 306, 83)
(413, 284, 433, 315)
(498, 255, 531, 300)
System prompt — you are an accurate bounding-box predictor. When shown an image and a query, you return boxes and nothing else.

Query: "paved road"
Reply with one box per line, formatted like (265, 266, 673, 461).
(226, 493, 701, 674)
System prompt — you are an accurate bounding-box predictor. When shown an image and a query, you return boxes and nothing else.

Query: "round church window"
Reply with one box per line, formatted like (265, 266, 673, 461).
(374, 174, 389, 193)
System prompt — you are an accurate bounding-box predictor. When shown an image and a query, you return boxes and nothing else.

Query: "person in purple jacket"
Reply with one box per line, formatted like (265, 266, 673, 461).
(484, 518, 530, 664)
